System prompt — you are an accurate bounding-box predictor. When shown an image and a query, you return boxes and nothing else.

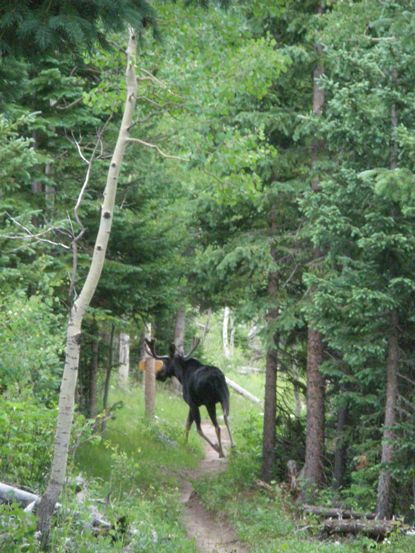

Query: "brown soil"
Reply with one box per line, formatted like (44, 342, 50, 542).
(180, 423, 250, 553)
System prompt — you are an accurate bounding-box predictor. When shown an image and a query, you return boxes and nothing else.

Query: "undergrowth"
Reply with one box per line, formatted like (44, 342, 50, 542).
(194, 413, 415, 553)
(1, 385, 203, 552)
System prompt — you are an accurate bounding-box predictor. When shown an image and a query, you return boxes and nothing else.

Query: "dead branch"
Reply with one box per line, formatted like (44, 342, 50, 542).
(302, 504, 376, 520)
(4, 213, 71, 250)
(127, 137, 188, 161)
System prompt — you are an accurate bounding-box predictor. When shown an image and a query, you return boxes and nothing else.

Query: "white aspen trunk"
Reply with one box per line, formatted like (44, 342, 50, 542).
(37, 28, 138, 541)
(229, 311, 235, 357)
(118, 332, 130, 388)
(174, 307, 186, 354)
(143, 323, 156, 418)
(225, 377, 261, 405)
(223, 306, 231, 359)
(172, 308, 185, 392)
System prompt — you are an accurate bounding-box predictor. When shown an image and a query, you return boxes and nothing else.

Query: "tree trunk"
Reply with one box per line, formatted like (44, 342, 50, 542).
(45, 162, 55, 210)
(89, 319, 99, 419)
(333, 398, 349, 490)
(223, 306, 231, 359)
(225, 377, 261, 405)
(229, 311, 235, 357)
(293, 368, 302, 418)
(102, 324, 115, 431)
(261, 207, 278, 483)
(303, 329, 325, 490)
(376, 81, 399, 519)
(376, 311, 399, 519)
(201, 308, 212, 343)
(118, 332, 130, 388)
(174, 307, 186, 355)
(261, 339, 277, 482)
(303, 1, 326, 494)
(144, 324, 156, 419)
(37, 28, 138, 543)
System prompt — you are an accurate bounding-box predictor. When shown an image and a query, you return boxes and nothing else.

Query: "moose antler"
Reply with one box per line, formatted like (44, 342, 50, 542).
(144, 339, 166, 360)
(183, 337, 200, 360)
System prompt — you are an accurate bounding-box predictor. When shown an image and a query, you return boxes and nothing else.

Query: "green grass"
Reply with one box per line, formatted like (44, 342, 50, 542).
(76, 385, 203, 489)
(65, 384, 205, 553)
(194, 417, 415, 553)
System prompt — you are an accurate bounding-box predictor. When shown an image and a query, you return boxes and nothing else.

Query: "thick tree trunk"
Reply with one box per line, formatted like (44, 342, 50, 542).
(144, 324, 156, 419)
(118, 332, 130, 388)
(376, 311, 399, 519)
(303, 329, 325, 490)
(323, 519, 395, 539)
(37, 29, 138, 543)
(303, 1, 326, 494)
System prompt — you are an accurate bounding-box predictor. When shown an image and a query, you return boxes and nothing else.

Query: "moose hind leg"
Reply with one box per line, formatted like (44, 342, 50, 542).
(206, 403, 225, 458)
(192, 405, 220, 454)
(223, 412, 235, 448)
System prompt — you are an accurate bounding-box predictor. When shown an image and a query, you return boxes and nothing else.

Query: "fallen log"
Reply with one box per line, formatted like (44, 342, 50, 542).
(303, 504, 376, 520)
(0, 483, 39, 508)
(225, 377, 261, 405)
(323, 518, 397, 539)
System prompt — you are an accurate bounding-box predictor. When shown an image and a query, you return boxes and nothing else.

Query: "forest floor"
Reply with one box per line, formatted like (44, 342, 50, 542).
(180, 423, 249, 553)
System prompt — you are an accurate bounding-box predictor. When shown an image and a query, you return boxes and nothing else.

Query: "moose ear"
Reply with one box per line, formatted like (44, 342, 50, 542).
(169, 344, 176, 358)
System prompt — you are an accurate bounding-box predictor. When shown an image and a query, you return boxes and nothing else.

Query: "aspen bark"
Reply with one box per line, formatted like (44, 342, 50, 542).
(174, 307, 186, 355)
(223, 306, 231, 359)
(88, 320, 99, 418)
(37, 28, 138, 541)
(143, 324, 156, 418)
(118, 332, 130, 388)
(102, 324, 115, 431)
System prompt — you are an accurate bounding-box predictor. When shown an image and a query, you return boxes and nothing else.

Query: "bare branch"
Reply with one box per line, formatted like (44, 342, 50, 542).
(138, 68, 181, 97)
(398, 372, 415, 387)
(127, 137, 188, 161)
(56, 97, 83, 111)
(4, 213, 71, 250)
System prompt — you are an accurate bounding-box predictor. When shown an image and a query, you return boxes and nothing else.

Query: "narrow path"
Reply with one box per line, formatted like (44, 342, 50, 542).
(180, 423, 250, 553)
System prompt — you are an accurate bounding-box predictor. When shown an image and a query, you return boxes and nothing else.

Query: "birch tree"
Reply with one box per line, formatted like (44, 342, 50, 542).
(37, 27, 138, 541)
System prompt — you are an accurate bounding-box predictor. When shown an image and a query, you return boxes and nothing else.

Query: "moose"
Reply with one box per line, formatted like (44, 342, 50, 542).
(145, 338, 234, 458)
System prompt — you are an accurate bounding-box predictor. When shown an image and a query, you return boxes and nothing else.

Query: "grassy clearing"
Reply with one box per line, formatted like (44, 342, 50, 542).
(65, 384, 204, 553)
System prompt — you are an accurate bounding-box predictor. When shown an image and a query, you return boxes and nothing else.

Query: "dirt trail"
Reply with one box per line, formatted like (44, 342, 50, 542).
(180, 423, 250, 553)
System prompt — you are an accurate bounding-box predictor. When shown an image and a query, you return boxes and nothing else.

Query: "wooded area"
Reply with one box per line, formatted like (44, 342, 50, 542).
(1, 0, 415, 551)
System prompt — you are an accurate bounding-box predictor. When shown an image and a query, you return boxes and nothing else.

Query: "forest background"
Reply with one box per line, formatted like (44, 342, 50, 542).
(1, 0, 415, 551)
